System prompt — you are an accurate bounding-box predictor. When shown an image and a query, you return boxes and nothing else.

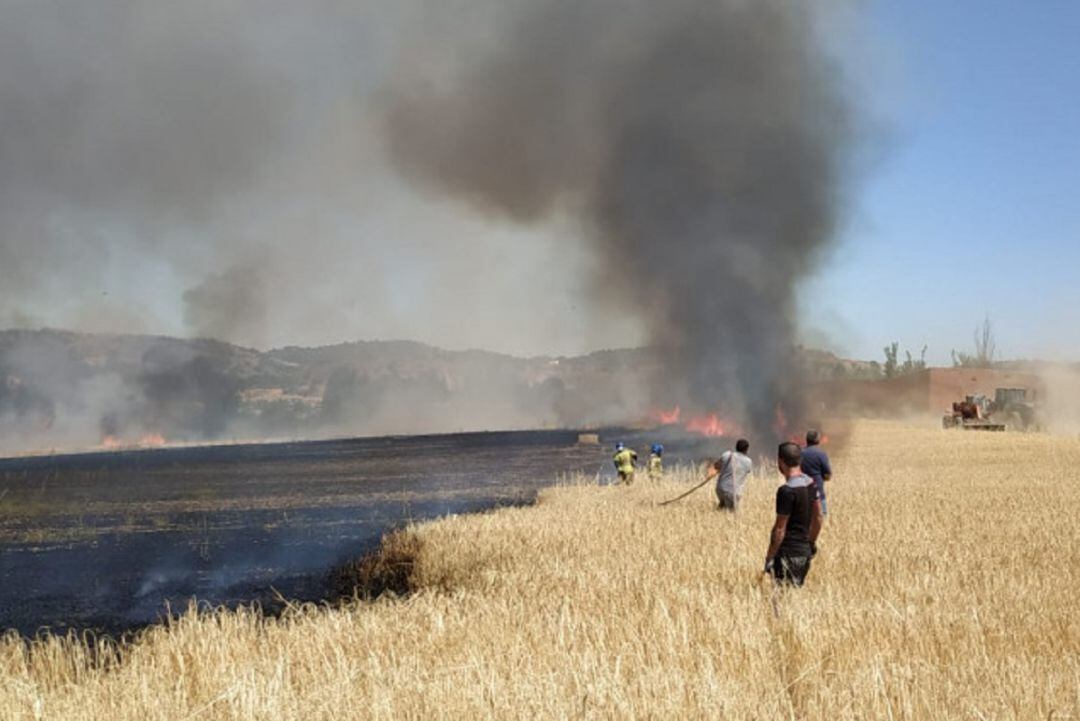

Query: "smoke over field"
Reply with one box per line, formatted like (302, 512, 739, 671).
(0, 0, 859, 448)
(383, 0, 855, 435)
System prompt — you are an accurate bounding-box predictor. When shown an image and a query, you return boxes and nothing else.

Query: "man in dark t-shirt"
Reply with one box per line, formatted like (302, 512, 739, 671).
(764, 442, 823, 587)
(800, 430, 833, 516)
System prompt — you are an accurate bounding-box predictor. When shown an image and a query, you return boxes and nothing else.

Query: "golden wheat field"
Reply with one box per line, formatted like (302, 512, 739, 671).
(1, 420, 1078, 720)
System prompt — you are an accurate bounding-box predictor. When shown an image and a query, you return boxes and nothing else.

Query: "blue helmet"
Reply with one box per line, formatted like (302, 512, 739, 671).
(651, 443, 663, 455)
(614, 442, 625, 451)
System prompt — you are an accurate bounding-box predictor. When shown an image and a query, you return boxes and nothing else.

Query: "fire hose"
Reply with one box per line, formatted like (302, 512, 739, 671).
(657, 453, 733, 507)
(656, 474, 713, 506)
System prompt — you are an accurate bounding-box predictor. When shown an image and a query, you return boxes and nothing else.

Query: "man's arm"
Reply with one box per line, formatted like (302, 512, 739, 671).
(704, 454, 726, 481)
(765, 515, 788, 569)
(808, 499, 822, 545)
(822, 454, 833, 482)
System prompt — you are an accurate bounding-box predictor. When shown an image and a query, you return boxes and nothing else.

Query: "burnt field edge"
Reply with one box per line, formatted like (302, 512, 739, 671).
(0, 425, 721, 640)
(1, 492, 536, 658)
(0, 427, 613, 467)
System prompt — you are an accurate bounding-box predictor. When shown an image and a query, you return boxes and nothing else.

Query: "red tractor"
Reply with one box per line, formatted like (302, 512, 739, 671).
(943, 394, 1005, 431)
(943, 387, 1041, 431)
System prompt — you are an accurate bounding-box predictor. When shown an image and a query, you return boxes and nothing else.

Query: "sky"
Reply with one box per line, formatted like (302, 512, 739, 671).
(1, 1, 1077, 364)
(815, 0, 1080, 364)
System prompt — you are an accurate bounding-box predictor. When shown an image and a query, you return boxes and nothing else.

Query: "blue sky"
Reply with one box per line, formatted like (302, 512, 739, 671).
(818, 0, 1080, 363)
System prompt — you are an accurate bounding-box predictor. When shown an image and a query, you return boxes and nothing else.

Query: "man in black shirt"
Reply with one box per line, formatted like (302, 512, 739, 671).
(764, 441, 823, 587)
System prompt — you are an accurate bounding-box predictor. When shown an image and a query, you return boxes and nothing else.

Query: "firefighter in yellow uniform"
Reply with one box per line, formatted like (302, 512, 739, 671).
(613, 442, 638, 485)
(648, 443, 664, 481)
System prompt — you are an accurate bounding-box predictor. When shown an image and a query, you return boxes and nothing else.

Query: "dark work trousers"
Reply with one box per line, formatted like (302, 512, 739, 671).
(772, 555, 811, 587)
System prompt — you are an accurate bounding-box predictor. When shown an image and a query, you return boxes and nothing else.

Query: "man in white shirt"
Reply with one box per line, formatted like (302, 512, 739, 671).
(708, 438, 753, 511)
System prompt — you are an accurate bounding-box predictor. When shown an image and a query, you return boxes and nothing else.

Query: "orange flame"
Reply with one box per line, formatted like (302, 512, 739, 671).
(138, 433, 166, 447)
(654, 406, 682, 425)
(651, 404, 747, 438)
(685, 413, 727, 437)
(99, 432, 167, 450)
(772, 405, 805, 444)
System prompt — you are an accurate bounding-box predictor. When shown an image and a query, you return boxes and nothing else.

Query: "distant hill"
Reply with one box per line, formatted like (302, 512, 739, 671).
(0, 329, 891, 454)
(0, 329, 666, 453)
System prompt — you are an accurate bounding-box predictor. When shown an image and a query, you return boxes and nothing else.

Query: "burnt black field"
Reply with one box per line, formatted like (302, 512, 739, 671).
(0, 428, 718, 637)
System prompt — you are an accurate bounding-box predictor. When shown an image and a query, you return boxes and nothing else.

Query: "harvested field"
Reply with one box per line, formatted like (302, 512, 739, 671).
(2, 421, 1078, 719)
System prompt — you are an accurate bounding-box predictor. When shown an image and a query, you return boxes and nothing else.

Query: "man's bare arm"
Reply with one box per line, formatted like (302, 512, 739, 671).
(765, 515, 789, 565)
(808, 500, 823, 545)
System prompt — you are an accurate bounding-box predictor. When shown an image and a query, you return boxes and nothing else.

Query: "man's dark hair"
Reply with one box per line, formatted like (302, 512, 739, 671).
(735, 438, 749, 454)
(778, 441, 802, 468)
(806, 429, 821, 446)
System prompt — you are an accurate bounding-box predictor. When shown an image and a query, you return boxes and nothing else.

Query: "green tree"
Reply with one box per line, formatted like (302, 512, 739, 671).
(885, 342, 928, 378)
(902, 344, 928, 374)
(883, 342, 899, 379)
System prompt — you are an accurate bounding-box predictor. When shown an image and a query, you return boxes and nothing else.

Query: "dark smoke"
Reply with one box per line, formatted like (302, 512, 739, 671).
(0, 331, 254, 450)
(0, 1, 862, 450)
(138, 346, 242, 439)
(183, 267, 268, 345)
(383, 0, 854, 435)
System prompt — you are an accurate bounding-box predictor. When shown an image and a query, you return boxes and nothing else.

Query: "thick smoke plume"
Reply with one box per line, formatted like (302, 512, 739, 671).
(383, 0, 853, 435)
(0, 0, 857, 450)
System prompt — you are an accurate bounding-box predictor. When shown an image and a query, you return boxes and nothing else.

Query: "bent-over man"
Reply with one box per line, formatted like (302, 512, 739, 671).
(764, 441, 822, 587)
(708, 438, 752, 511)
